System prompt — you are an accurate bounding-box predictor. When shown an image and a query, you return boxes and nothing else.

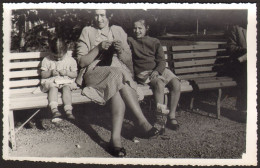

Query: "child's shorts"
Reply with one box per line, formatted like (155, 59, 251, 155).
(136, 69, 180, 85)
(41, 79, 78, 93)
(159, 69, 180, 84)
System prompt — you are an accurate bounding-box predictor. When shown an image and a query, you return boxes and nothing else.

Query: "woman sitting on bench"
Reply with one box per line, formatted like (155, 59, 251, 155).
(76, 9, 160, 157)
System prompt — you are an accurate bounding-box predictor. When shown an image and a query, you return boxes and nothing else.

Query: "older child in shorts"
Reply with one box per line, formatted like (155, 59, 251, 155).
(41, 37, 78, 122)
(128, 18, 181, 132)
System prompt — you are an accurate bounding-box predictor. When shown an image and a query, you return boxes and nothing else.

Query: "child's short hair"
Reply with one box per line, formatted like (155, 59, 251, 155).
(132, 17, 149, 28)
(48, 37, 68, 55)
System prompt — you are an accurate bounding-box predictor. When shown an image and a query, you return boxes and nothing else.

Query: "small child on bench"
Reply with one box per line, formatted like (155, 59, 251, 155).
(40, 37, 78, 122)
(128, 17, 181, 132)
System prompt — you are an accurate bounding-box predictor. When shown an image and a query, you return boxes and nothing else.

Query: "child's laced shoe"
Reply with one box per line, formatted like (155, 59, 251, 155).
(153, 103, 169, 134)
(49, 101, 62, 123)
(64, 105, 75, 120)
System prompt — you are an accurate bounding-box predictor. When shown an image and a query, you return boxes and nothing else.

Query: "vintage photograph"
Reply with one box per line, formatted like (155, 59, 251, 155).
(2, 3, 257, 166)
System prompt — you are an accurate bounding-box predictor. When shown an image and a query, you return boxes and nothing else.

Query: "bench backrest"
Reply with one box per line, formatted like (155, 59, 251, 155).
(9, 41, 227, 94)
(9, 51, 73, 94)
(162, 41, 228, 80)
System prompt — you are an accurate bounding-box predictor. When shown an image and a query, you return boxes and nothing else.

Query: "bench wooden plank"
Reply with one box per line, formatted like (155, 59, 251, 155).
(174, 58, 216, 68)
(190, 76, 234, 83)
(175, 66, 214, 74)
(172, 44, 219, 51)
(10, 61, 40, 69)
(197, 81, 237, 90)
(10, 87, 38, 94)
(172, 50, 225, 59)
(10, 70, 39, 78)
(10, 51, 73, 60)
(178, 72, 217, 80)
(10, 79, 40, 88)
(193, 77, 235, 83)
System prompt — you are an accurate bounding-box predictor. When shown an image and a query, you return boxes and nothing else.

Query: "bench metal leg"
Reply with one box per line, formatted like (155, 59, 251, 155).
(164, 94, 168, 107)
(9, 110, 16, 150)
(216, 88, 222, 119)
(190, 97, 194, 110)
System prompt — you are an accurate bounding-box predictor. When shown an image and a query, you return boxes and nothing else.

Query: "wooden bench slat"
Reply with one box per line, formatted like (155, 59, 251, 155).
(189, 76, 234, 83)
(197, 81, 237, 90)
(172, 50, 225, 59)
(10, 70, 39, 78)
(10, 61, 40, 69)
(174, 58, 216, 68)
(193, 77, 235, 84)
(179, 72, 217, 80)
(10, 79, 40, 88)
(162, 46, 167, 51)
(10, 87, 38, 94)
(10, 51, 73, 60)
(175, 66, 214, 74)
(172, 44, 219, 51)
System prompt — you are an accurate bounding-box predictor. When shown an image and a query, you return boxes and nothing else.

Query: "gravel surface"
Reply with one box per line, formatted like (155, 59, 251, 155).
(9, 91, 246, 158)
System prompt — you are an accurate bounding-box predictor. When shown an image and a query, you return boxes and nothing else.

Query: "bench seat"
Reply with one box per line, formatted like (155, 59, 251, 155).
(10, 80, 193, 111)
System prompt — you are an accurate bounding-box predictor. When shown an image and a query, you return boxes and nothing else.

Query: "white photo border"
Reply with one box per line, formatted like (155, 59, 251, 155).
(2, 3, 257, 166)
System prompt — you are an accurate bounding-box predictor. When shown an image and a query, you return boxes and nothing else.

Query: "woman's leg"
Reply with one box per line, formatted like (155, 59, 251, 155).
(109, 92, 125, 148)
(62, 85, 75, 120)
(167, 78, 181, 119)
(119, 85, 152, 132)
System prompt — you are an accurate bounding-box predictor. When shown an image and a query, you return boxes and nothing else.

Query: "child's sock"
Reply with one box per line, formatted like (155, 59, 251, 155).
(154, 103, 169, 131)
(49, 101, 62, 122)
(64, 105, 75, 120)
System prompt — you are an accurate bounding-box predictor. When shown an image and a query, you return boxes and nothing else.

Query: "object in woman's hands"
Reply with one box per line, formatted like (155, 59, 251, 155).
(96, 42, 116, 66)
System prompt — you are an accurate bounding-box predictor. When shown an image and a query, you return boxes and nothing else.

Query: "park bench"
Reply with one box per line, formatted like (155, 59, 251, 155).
(7, 41, 236, 151)
(161, 40, 237, 118)
(7, 49, 192, 150)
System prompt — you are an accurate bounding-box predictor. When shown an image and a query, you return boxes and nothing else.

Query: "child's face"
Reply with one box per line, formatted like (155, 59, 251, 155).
(133, 20, 147, 39)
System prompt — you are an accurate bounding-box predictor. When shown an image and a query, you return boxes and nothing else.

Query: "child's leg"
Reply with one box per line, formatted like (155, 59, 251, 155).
(167, 78, 181, 118)
(167, 78, 181, 125)
(48, 86, 62, 120)
(150, 78, 165, 105)
(150, 78, 168, 131)
(62, 85, 75, 120)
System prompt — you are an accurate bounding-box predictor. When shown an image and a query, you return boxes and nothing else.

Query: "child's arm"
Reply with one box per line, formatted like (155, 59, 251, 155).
(40, 57, 59, 79)
(58, 57, 78, 79)
(41, 70, 59, 79)
(154, 40, 166, 74)
(59, 70, 77, 79)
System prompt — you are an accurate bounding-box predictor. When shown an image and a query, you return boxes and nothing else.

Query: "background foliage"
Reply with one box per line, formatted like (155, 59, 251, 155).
(11, 9, 247, 52)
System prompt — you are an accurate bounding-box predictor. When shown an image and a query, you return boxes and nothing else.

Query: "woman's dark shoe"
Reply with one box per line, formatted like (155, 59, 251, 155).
(109, 146, 126, 157)
(144, 127, 164, 139)
(167, 118, 179, 130)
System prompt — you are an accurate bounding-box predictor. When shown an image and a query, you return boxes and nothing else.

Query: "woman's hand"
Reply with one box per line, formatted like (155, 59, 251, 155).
(113, 40, 123, 54)
(52, 69, 60, 76)
(99, 41, 113, 51)
(150, 70, 159, 80)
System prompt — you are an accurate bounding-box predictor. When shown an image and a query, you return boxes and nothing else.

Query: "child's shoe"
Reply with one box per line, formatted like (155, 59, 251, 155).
(64, 105, 75, 120)
(66, 111, 75, 120)
(51, 110, 63, 123)
(49, 101, 62, 123)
